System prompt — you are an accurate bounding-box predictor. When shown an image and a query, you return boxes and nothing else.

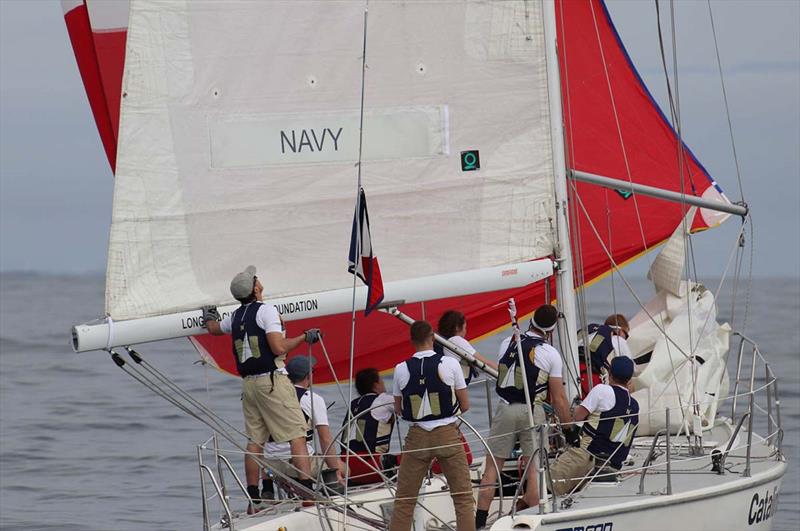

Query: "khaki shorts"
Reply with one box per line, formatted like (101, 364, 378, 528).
(549, 446, 594, 495)
(242, 372, 306, 445)
(264, 455, 323, 480)
(487, 401, 546, 458)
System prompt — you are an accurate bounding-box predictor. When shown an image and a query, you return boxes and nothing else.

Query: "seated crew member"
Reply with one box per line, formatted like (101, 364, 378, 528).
(549, 356, 639, 495)
(342, 368, 396, 484)
(390, 321, 475, 531)
(202, 265, 318, 513)
(264, 355, 346, 489)
(475, 304, 573, 529)
(579, 313, 632, 396)
(434, 310, 498, 385)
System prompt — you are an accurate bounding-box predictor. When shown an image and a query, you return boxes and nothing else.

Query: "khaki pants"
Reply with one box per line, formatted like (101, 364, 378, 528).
(264, 455, 323, 481)
(549, 446, 594, 495)
(389, 423, 475, 531)
(241, 373, 306, 445)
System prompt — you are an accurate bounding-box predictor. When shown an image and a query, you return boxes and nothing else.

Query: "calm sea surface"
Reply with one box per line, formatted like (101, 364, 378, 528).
(1, 274, 797, 530)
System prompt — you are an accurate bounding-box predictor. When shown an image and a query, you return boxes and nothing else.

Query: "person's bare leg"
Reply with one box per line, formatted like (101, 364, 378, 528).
(289, 437, 312, 481)
(477, 456, 505, 511)
(522, 456, 539, 508)
(245, 442, 264, 486)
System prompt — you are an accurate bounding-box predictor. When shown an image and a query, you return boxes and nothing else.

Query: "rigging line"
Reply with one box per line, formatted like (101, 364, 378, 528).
(689, 222, 747, 352)
(129, 349, 248, 438)
(112, 353, 245, 443)
(730, 220, 746, 331)
(707, 0, 746, 202)
(557, 0, 591, 345)
(572, 192, 693, 361)
(742, 216, 755, 335)
(663, 0, 698, 415)
(587, 2, 653, 269)
(345, 3, 370, 519)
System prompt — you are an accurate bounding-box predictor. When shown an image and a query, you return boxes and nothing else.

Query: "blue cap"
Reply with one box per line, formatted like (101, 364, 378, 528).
(610, 356, 634, 381)
(286, 355, 316, 381)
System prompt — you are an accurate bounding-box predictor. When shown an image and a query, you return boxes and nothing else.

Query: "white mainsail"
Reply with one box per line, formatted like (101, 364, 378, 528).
(108, 0, 558, 321)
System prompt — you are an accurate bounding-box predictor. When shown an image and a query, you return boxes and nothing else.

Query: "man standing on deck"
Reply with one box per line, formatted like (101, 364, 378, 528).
(390, 320, 475, 531)
(202, 265, 319, 512)
(475, 304, 574, 528)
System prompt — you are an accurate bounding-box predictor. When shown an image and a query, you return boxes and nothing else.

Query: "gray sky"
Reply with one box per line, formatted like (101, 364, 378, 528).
(1, 0, 798, 277)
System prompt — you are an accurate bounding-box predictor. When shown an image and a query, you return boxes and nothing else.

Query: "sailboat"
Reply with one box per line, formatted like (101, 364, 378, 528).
(62, 0, 786, 530)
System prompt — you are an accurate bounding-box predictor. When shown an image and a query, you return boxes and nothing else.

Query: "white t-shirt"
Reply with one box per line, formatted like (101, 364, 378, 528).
(579, 383, 622, 414)
(219, 302, 283, 335)
(369, 392, 395, 423)
(497, 331, 563, 377)
(610, 335, 632, 359)
(392, 350, 467, 431)
(443, 335, 476, 377)
(264, 386, 328, 457)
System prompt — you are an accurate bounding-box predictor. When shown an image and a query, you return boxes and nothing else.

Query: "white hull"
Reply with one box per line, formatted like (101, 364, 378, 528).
(493, 462, 785, 531)
(212, 421, 786, 531)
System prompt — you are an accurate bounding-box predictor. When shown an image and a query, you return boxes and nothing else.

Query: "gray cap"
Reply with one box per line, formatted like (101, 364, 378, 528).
(230, 265, 257, 300)
(286, 355, 316, 382)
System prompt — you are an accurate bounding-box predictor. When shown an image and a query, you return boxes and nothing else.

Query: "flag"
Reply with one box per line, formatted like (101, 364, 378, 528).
(348, 188, 384, 315)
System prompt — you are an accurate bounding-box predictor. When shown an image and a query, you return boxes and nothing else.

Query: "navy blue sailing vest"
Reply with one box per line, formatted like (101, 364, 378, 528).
(496, 334, 547, 405)
(587, 323, 615, 374)
(433, 340, 478, 385)
(581, 385, 639, 469)
(343, 393, 393, 454)
(230, 302, 279, 377)
(400, 353, 458, 422)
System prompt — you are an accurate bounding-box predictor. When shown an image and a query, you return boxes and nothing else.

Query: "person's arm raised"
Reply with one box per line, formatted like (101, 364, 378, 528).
(266, 329, 320, 356)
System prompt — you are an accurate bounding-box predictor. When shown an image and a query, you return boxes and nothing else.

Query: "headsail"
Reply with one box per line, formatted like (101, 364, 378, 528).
(64, 0, 735, 382)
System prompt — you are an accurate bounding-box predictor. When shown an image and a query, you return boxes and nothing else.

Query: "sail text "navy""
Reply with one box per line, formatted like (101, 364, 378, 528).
(280, 127, 343, 154)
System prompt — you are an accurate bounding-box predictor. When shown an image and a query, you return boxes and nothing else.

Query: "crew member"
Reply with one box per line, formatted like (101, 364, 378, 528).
(434, 309, 498, 385)
(264, 355, 346, 490)
(475, 304, 573, 528)
(390, 321, 475, 531)
(203, 265, 319, 513)
(549, 356, 639, 495)
(342, 368, 396, 484)
(580, 313, 632, 396)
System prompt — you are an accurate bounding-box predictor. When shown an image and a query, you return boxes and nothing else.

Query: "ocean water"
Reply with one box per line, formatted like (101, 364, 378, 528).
(0, 274, 797, 530)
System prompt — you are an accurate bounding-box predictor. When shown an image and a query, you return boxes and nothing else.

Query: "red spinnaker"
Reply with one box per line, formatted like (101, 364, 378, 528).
(63, 0, 727, 382)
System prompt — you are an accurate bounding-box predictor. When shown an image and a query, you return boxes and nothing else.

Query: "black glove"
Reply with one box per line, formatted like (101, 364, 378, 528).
(564, 426, 581, 447)
(304, 328, 322, 344)
(202, 305, 220, 325)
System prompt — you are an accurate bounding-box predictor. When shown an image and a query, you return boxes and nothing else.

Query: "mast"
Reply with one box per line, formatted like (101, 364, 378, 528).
(543, 0, 580, 401)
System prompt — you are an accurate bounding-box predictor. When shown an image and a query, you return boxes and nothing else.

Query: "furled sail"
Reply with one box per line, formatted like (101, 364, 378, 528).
(64, 0, 735, 383)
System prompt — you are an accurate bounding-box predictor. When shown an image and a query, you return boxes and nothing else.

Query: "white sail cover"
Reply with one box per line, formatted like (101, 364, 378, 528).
(108, 0, 557, 320)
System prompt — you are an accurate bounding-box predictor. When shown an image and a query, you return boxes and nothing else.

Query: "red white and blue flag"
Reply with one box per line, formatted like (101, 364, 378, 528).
(348, 188, 384, 316)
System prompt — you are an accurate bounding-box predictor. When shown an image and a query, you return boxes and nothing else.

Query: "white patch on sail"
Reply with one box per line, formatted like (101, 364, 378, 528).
(209, 107, 446, 168)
